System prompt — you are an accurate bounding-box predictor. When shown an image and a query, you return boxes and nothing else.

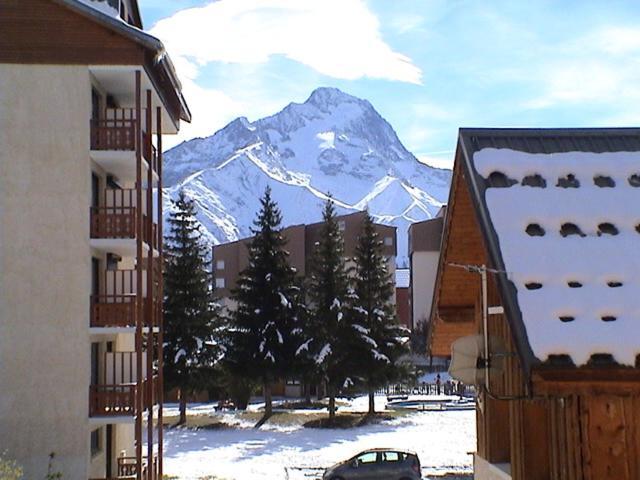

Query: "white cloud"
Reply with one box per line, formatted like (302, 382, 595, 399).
(524, 26, 640, 110)
(150, 0, 422, 84)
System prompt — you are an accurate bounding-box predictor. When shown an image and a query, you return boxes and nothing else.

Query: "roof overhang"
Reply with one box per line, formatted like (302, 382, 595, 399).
(54, 0, 191, 125)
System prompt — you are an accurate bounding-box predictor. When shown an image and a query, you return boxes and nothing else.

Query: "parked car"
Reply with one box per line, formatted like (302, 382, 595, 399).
(322, 448, 421, 480)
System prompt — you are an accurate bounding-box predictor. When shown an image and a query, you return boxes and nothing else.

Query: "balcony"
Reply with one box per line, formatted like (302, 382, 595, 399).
(89, 455, 158, 480)
(90, 188, 159, 254)
(91, 294, 137, 328)
(90, 108, 158, 182)
(90, 352, 158, 417)
(89, 383, 136, 417)
(91, 207, 136, 240)
(91, 109, 136, 152)
(91, 265, 161, 330)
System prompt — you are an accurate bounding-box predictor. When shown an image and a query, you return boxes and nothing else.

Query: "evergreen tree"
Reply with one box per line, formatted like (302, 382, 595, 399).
(306, 197, 352, 421)
(163, 190, 223, 425)
(225, 187, 301, 425)
(351, 211, 410, 414)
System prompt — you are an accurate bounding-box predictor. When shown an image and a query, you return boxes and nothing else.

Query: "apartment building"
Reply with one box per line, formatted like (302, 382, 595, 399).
(408, 209, 445, 330)
(213, 211, 397, 309)
(0, 1, 189, 479)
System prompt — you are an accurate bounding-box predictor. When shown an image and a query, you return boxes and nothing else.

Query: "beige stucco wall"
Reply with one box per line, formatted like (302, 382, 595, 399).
(0, 64, 93, 478)
(410, 251, 440, 329)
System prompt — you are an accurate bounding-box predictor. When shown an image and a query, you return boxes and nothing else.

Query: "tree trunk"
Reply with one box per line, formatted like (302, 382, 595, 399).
(328, 385, 336, 422)
(255, 381, 273, 428)
(178, 390, 187, 425)
(304, 381, 312, 405)
(368, 390, 375, 415)
(264, 382, 273, 418)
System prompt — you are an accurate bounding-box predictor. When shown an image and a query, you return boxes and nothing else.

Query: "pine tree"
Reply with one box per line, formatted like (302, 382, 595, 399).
(225, 187, 300, 426)
(163, 190, 223, 425)
(351, 211, 410, 414)
(306, 197, 352, 422)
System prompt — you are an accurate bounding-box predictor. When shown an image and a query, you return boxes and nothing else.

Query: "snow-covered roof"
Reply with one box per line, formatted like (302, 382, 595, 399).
(474, 149, 640, 366)
(396, 269, 410, 288)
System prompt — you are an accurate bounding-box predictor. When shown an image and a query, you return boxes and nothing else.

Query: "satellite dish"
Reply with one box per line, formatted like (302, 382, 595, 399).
(449, 334, 506, 385)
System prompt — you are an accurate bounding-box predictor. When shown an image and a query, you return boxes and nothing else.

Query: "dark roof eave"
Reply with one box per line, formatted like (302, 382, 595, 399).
(55, 0, 191, 124)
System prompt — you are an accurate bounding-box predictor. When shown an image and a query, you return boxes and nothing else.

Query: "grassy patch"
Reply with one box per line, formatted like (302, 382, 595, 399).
(303, 412, 394, 429)
(162, 415, 231, 430)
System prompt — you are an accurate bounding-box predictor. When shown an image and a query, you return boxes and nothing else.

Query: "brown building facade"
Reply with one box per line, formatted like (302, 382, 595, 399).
(213, 211, 397, 307)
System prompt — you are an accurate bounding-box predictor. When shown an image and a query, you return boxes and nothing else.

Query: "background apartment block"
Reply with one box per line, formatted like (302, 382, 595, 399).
(0, 0, 188, 478)
(408, 209, 445, 331)
(213, 211, 397, 311)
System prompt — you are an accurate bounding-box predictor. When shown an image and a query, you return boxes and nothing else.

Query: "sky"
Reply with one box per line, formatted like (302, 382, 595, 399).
(140, 0, 640, 168)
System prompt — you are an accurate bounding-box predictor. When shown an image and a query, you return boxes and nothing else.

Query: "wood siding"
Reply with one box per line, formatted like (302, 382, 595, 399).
(0, 0, 145, 65)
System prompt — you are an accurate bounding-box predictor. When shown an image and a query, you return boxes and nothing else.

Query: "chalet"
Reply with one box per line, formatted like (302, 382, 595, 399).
(430, 128, 640, 480)
(0, 0, 189, 478)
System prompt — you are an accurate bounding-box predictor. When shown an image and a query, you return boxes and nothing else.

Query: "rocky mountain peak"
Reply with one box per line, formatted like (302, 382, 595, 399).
(163, 88, 452, 262)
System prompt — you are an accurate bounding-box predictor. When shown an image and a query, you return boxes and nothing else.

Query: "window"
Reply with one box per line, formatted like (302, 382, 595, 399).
(382, 452, 400, 463)
(338, 221, 346, 231)
(90, 428, 101, 457)
(91, 173, 100, 208)
(356, 452, 378, 465)
(384, 237, 393, 246)
(215, 278, 225, 289)
(91, 258, 100, 296)
(91, 343, 99, 386)
(216, 260, 225, 270)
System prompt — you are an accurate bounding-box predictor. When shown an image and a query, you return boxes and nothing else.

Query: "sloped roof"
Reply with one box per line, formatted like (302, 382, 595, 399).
(458, 127, 640, 372)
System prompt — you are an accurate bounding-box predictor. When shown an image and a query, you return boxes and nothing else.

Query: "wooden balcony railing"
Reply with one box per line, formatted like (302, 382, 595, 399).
(109, 455, 157, 479)
(89, 378, 157, 417)
(89, 384, 136, 416)
(91, 294, 137, 328)
(91, 109, 136, 151)
(91, 207, 136, 239)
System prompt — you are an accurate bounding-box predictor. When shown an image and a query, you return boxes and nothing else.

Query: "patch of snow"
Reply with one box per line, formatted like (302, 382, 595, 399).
(279, 292, 290, 308)
(296, 339, 312, 356)
(174, 349, 186, 364)
(315, 343, 332, 364)
(316, 131, 336, 149)
(162, 397, 475, 479)
(474, 149, 640, 366)
(352, 324, 369, 334)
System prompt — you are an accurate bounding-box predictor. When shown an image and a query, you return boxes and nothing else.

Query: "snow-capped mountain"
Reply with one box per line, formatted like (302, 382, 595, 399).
(163, 87, 451, 263)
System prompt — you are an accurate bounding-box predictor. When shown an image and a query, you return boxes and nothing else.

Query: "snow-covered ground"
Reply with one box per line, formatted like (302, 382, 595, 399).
(163, 396, 475, 479)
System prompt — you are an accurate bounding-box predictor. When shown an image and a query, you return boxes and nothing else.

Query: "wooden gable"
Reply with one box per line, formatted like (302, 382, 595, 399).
(428, 146, 486, 357)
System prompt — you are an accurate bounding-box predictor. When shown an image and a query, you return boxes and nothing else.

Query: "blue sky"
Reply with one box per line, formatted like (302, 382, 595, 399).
(141, 0, 640, 167)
